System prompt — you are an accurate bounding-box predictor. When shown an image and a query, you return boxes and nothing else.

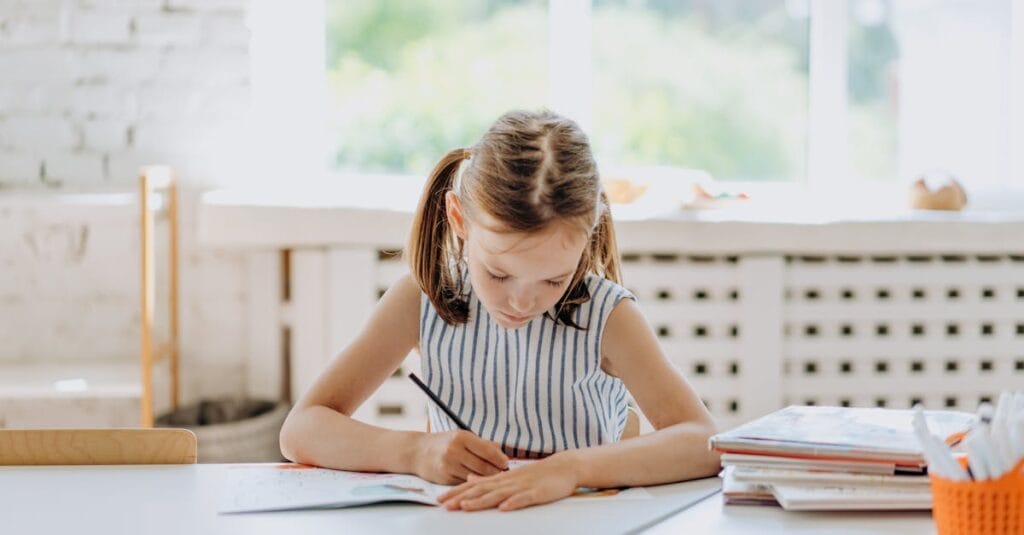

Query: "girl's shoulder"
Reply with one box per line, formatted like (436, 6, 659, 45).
(581, 272, 634, 321)
(582, 273, 635, 300)
(390, 273, 426, 313)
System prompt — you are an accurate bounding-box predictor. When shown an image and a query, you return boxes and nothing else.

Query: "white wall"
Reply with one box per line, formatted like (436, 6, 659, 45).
(0, 0, 257, 403)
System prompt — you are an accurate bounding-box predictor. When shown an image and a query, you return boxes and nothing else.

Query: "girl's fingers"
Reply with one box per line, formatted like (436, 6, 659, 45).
(441, 483, 493, 509)
(464, 437, 509, 471)
(438, 479, 486, 502)
(460, 488, 512, 511)
(441, 479, 518, 508)
(460, 454, 500, 477)
(437, 489, 458, 502)
(499, 490, 539, 511)
(446, 465, 471, 484)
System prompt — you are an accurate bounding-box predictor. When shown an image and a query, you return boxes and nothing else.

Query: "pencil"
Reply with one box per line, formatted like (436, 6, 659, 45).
(407, 372, 471, 431)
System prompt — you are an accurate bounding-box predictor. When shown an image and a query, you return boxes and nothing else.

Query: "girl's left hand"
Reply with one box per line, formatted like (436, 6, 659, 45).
(437, 451, 581, 511)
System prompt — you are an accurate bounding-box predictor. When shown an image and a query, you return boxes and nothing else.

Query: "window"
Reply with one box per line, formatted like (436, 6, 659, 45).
(847, 0, 1015, 186)
(318, 0, 1022, 195)
(325, 1, 548, 174)
(847, 0, 898, 183)
(592, 1, 809, 182)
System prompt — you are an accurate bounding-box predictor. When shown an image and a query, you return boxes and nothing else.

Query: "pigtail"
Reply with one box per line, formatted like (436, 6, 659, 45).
(589, 191, 622, 284)
(406, 148, 471, 324)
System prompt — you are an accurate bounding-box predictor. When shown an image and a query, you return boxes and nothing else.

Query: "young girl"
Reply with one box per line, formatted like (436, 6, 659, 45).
(279, 110, 719, 511)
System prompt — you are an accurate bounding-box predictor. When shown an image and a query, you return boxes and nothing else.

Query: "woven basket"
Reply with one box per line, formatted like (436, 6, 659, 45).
(156, 399, 290, 463)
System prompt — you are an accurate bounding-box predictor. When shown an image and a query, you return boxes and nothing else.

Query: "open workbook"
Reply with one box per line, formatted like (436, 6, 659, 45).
(220, 462, 651, 513)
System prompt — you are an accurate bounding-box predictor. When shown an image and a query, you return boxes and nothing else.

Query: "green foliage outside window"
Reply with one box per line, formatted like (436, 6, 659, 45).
(326, 0, 897, 183)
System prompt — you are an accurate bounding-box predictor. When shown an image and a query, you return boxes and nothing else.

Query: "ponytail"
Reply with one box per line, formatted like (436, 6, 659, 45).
(590, 191, 622, 284)
(406, 148, 472, 324)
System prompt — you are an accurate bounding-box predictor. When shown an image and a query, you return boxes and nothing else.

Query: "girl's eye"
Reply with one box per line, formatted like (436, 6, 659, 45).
(488, 272, 509, 282)
(545, 279, 565, 287)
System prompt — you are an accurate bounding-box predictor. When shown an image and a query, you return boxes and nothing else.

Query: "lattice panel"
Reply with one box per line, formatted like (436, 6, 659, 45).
(782, 254, 1024, 411)
(350, 250, 426, 431)
(620, 253, 747, 431)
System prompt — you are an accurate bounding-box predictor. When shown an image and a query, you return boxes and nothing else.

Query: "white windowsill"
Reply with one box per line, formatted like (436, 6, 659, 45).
(197, 180, 1024, 254)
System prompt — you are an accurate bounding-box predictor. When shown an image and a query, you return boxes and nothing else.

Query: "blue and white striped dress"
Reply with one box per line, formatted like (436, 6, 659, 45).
(419, 273, 635, 458)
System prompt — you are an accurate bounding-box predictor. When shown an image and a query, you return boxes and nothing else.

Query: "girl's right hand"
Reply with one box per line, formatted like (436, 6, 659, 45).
(414, 430, 509, 485)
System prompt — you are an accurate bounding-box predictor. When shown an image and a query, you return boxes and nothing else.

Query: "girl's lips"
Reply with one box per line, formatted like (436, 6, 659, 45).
(501, 312, 531, 323)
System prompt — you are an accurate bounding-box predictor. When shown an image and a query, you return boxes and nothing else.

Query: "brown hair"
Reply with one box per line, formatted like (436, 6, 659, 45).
(407, 110, 621, 327)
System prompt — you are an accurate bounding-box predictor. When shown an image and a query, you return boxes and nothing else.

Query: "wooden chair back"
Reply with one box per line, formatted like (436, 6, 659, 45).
(0, 428, 197, 465)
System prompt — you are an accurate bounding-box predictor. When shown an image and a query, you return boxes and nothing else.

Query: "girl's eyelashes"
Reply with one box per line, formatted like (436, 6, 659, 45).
(486, 271, 564, 287)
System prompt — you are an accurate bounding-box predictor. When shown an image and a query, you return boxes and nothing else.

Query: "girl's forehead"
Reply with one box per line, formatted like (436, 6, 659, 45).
(472, 218, 587, 257)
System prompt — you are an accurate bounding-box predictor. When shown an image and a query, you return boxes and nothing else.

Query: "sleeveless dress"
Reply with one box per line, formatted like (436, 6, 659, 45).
(419, 273, 635, 458)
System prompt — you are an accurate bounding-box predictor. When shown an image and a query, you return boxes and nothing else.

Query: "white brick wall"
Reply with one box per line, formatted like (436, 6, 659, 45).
(0, 1, 253, 185)
(0, 0, 258, 405)
(0, 115, 79, 151)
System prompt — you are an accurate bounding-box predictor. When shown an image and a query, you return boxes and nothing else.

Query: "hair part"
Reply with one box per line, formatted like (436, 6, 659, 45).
(407, 110, 622, 327)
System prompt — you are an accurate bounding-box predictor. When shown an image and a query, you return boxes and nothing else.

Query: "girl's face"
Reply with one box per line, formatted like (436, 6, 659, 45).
(447, 193, 588, 329)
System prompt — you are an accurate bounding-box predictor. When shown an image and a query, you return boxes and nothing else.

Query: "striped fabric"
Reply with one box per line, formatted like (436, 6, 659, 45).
(419, 273, 635, 458)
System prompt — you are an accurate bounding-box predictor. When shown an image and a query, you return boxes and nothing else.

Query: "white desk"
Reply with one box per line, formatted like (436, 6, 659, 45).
(0, 464, 938, 534)
(1, 463, 716, 534)
(648, 493, 938, 534)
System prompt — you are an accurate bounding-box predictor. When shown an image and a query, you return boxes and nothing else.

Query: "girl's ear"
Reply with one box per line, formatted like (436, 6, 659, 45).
(445, 191, 468, 240)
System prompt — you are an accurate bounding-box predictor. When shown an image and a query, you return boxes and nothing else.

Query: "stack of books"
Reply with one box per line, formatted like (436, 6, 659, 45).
(709, 405, 975, 510)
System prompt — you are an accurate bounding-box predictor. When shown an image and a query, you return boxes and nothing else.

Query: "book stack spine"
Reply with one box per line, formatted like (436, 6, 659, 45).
(718, 458, 933, 510)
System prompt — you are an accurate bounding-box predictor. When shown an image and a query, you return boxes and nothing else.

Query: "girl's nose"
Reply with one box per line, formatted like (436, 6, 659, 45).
(508, 288, 534, 314)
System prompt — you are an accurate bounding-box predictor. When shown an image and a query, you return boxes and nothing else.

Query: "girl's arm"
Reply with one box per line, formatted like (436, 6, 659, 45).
(562, 297, 721, 487)
(279, 274, 508, 483)
(439, 298, 719, 511)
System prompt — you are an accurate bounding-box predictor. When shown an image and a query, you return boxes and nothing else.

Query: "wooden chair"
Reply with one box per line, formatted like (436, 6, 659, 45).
(139, 166, 180, 427)
(0, 428, 197, 465)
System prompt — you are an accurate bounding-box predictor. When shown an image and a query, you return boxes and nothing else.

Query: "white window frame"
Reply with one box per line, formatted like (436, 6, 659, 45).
(1012, 0, 1024, 188)
(548, 0, 593, 133)
(808, 1, 849, 192)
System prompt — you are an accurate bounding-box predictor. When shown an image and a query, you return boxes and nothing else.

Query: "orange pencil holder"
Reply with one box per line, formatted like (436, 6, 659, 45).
(930, 458, 1024, 535)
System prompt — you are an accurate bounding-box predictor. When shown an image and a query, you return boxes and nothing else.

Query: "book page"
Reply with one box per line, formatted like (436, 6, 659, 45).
(712, 406, 974, 457)
(730, 466, 929, 487)
(220, 462, 652, 514)
(770, 483, 932, 511)
(220, 464, 449, 513)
